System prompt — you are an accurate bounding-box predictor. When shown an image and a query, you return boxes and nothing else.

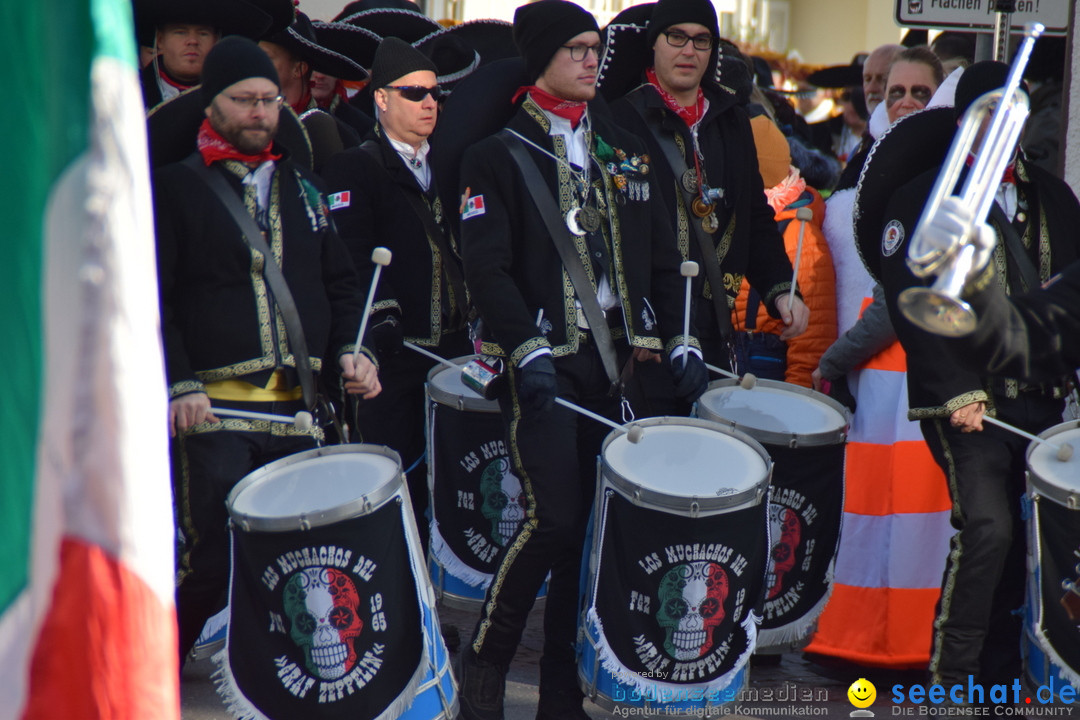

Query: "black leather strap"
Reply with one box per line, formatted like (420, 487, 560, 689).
(182, 155, 317, 411)
(989, 201, 1039, 293)
(359, 141, 470, 323)
(629, 103, 733, 340)
(495, 131, 620, 390)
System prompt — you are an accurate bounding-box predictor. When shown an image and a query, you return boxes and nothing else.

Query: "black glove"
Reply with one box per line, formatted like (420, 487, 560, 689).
(518, 355, 557, 414)
(369, 314, 403, 359)
(671, 352, 708, 404)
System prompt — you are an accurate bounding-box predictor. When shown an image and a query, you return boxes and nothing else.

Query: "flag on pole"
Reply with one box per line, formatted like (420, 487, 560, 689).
(0, 1, 179, 718)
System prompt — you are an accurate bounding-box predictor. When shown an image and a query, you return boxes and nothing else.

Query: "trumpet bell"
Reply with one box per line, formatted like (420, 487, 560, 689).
(898, 287, 977, 337)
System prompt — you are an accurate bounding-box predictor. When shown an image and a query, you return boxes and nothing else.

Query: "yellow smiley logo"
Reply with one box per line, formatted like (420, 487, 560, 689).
(848, 678, 876, 709)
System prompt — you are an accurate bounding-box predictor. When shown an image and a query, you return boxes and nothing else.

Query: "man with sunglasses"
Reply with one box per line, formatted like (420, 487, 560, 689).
(455, 2, 706, 719)
(608, 0, 807, 415)
(152, 36, 381, 664)
(322, 37, 471, 552)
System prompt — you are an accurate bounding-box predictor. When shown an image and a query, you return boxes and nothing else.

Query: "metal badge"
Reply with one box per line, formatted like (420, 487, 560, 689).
(578, 206, 602, 233)
(691, 196, 712, 218)
(566, 207, 586, 237)
(701, 211, 719, 234)
(681, 168, 699, 194)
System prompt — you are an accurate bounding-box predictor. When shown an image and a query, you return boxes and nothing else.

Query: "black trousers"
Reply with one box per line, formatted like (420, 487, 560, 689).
(173, 397, 317, 661)
(351, 329, 471, 552)
(470, 339, 629, 695)
(922, 391, 1063, 686)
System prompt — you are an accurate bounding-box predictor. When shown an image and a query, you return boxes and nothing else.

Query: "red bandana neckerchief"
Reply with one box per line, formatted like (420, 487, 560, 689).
(966, 153, 1016, 185)
(646, 68, 705, 128)
(196, 118, 281, 167)
(157, 61, 195, 91)
(290, 90, 314, 116)
(512, 85, 587, 129)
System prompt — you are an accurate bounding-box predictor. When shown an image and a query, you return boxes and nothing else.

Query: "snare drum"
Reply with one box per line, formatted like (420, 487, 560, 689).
(219, 445, 457, 719)
(578, 417, 771, 714)
(1024, 421, 1080, 698)
(426, 357, 545, 609)
(695, 379, 847, 653)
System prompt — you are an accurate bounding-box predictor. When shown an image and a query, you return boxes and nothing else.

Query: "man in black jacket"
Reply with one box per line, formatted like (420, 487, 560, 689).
(455, 3, 707, 719)
(154, 36, 380, 663)
(604, 0, 806, 410)
(873, 63, 1080, 689)
(322, 37, 472, 550)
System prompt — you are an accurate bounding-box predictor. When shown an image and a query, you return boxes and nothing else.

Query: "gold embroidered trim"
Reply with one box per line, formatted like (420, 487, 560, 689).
(170, 380, 206, 398)
(510, 336, 553, 367)
(183, 416, 325, 440)
(907, 390, 988, 419)
(664, 336, 702, 355)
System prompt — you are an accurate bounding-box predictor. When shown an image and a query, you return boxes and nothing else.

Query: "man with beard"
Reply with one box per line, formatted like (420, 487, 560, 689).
(153, 36, 381, 663)
(455, 2, 706, 718)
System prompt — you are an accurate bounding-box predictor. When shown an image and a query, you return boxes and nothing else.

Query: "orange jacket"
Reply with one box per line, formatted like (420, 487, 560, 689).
(732, 186, 837, 388)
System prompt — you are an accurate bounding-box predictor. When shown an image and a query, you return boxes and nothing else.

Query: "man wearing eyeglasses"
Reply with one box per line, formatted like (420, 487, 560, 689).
(456, 2, 706, 719)
(608, 0, 807, 414)
(322, 36, 471, 552)
(152, 36, 381, 664)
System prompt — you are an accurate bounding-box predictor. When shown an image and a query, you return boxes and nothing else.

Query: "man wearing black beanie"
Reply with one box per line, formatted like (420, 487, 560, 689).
(322, 36, 471, 555)
(457, 2, 707, 719)
(153, 34, 380, 666)
(606, 0, 807, 416)
(870, 60, 1080, 690)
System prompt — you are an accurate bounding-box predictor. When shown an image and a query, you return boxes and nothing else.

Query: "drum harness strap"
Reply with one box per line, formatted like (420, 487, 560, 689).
(358, 141, 471, 327)
(629, 104, 735, 345)
(495, 131, 627, 404)
(182, 156, 328, 428)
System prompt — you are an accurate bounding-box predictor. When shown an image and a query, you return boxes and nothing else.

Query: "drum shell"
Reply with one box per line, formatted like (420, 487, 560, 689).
(695, 378, 848, 448)
(227, 443, 402, 533)
(1026, 421, 1080, 509)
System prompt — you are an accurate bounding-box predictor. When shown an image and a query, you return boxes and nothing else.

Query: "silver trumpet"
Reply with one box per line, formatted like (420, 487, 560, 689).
(898, 22, 1044, 337)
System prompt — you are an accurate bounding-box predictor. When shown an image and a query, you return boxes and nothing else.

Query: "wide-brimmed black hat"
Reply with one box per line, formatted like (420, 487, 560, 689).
(332, 0, 418, 21)
(412, 20, 516, 93)
(133, 0, 272, 47)
(245, 0, 297, 38)
(598, 3, 724, 103)
(146, 86, 313, 171)
(338, 7, 442, 43)
(806, 54, 866, 89)
(263, 11, 369, 80)
(853, 106, 956, 282)
(310, 21, 383, 72)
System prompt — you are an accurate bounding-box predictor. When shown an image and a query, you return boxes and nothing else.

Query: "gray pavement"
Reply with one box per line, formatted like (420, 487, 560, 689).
(182, 602, 1080, 719)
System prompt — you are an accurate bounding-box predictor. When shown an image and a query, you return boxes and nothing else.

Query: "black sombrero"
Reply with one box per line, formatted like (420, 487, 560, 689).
(146, 86, 313, 171)
(338, 8, 442, 43)
(853, 106, 957, 283)
(264, 11, 369, 80)
(133, 0, 272, 46)
(245, 0, 298, 38)
(310, 21, 383, 72)
(806, 54, 866, 89)
(413, 20, 516, 93)
(332, 0, 418, 21)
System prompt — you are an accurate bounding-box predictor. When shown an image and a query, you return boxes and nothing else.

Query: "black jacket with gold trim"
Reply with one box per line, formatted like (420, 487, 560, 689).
(878, 158, 1080, 419)
(459, 97, 694, 368)
(155, 150, 363, 398)
(610, 83, 794, 337)
(322, 129, 466, 350)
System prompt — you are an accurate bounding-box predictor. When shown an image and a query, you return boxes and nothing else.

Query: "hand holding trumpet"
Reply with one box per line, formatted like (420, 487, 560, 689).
(916, 196, 997, 286)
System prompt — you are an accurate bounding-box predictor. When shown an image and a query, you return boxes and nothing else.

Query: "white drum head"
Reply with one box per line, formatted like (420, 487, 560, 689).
(696, 379, 847, 447)
(426, 355, 496, 412)
(228, 445, 401, 531)
(1027, 422, 1080, 508)
(601, 417, 770, 514)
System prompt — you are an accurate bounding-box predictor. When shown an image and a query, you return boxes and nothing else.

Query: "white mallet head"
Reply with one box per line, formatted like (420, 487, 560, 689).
(739, 373, 757, 390)
(1058, 443, 1074, 463)
(681, 261, 700, 278)
(371, 246, 393, 266)
(795, 207, 813, 222)
(294, 411, 314, 433)
(626, 424, 644, 444)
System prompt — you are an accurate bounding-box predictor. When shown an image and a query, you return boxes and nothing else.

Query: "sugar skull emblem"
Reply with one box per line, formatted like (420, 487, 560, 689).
(479, 457, 526, 546)
(283, 567, 363, 680)
(766, 504, 802, 599)
(655, 561, 729, 660)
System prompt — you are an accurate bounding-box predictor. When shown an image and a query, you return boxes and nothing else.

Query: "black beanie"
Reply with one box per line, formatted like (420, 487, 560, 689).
(513, 0, 599, 83)
(646, 0, 719, 49)
(201, 36, 280, 107)
(370, 36, 438, 90)
(953, 60, 1028, 122)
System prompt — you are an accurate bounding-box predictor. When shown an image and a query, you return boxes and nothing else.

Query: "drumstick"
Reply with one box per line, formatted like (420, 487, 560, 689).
(787, 207, 813, 313)
(555, 397, 643, 444)
(705, 362, 757, 390)
(404, 341, 459, 371)
(680, 261, 699, 361)
(353, 247, 393, 368)
(982, 415, 1074, 462)
(212, 407, 314, 432)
